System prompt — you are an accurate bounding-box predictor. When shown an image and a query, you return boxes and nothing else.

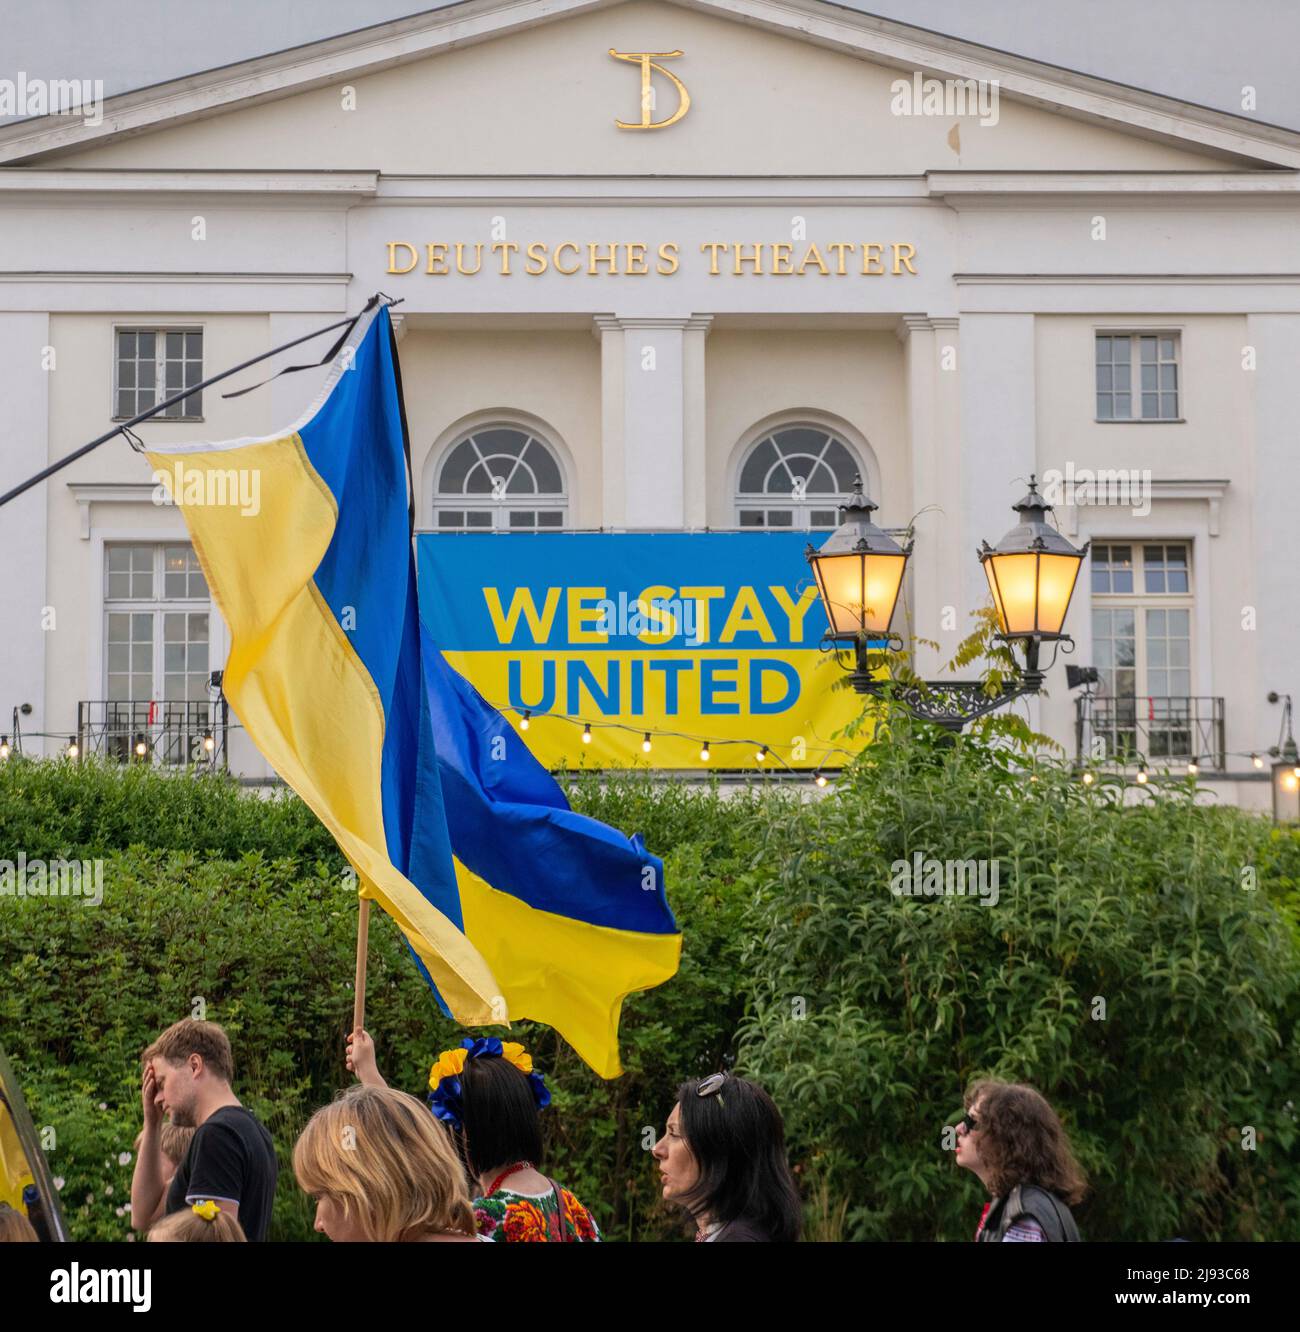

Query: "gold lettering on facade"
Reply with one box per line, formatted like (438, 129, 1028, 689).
(387, 241, 418, 274)
(425, 242, 449, 275)
(553, 242, 582, 275)
(609, 50, 690, 130)
(382, 240, 919, 277)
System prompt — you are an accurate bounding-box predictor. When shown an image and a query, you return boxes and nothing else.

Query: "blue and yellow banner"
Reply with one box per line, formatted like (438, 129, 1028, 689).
(417, 533, 864, 771)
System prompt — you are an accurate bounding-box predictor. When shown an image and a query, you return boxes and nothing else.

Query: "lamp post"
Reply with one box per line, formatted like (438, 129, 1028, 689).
(1270, 693, 1300, 824)
(807, 474, 1088, 732)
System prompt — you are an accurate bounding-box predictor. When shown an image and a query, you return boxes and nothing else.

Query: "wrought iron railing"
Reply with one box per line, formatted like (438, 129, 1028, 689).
(1075, 695, 1225, 769)
(76, 699, 229, 769)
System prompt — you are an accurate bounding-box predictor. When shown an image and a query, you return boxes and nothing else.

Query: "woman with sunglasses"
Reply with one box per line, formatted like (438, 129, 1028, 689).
(652, 1072, 802, 1242)
(955, 1079, 1087, 1242)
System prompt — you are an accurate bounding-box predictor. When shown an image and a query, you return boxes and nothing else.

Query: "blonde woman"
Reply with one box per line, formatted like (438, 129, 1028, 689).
(294, 1085, 483, 1242)
(148, 1199, 247, 1242)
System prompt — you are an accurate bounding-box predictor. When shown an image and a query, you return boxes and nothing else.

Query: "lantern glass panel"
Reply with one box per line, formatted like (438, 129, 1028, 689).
(984, 552, 1039, 634)
(1035, 552, 1083, 636)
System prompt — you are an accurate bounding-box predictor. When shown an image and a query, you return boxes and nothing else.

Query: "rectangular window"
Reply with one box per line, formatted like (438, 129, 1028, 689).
(1089, 542, 1196, 760)
(115, 327, 203, 420)
(103, 544, 211, 764)
(1096, 333, 1179, 421)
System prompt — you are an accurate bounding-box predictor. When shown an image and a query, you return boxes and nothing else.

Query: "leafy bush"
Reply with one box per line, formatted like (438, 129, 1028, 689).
(2, 750, 1297, 1241)
(737, 721, 1300, 1241)
(0, 759, 772, 1241)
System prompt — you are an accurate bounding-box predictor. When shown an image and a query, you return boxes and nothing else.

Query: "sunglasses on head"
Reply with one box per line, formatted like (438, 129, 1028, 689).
(697, 1072, 728, 1098)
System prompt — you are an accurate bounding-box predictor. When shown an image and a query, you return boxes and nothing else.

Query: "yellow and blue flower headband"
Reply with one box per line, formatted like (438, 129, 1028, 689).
(428, 1037, 551, 1130)
(191, 1200, 220, 1222)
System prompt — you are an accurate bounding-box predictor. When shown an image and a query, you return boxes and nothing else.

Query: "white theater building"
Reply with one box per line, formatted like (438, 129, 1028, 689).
(1, 0, 1298, 806)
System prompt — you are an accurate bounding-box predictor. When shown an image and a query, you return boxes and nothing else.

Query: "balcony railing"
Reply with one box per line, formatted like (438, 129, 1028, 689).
(1075, 695, 1225, 770)
(76, 699, 229, 769)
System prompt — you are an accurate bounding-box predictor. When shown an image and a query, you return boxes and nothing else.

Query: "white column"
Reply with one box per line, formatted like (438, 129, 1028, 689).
(0, 313, 51, 755)
(958, 314, 1042, 730)
(900, 314, 962, 677)
(594, 315, 706, 529)
(1247, 314, 1300, 751)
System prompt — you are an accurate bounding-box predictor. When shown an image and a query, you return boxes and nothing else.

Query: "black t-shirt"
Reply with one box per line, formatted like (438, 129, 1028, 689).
(165, 1105, 277, 1242)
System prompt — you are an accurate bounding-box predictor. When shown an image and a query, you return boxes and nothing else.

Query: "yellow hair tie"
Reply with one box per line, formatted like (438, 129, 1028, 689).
(191, 1200, 220, 1222)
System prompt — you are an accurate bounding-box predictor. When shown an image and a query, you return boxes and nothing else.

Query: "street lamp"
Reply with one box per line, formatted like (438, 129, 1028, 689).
(805, 475, 912, 691)
(808, 473, 1087, 731)
(978, 476, 1088, 692)
(1270, 693, 1300, 824)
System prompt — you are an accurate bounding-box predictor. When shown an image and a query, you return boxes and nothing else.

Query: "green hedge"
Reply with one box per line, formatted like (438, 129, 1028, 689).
(1, 749, 1297, 1241)
(0, 758, 775, 1241)
(737, 724, 1300, 1241)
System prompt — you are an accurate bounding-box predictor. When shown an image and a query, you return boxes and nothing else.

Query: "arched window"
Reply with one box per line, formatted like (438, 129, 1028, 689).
(432, 425, 568, 530)
(734, 424, 864, 529)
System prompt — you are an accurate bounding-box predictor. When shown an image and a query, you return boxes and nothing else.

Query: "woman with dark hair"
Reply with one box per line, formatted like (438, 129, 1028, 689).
(653, 1072, 801, 1242)
(955, 1078, 1087, 1242)
(347, 1029, 600, 1243)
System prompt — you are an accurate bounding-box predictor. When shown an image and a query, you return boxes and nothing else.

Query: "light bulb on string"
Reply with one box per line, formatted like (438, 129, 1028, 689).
(756, 746, 767, 763)
(519, 710, 531, 731)
(66, 736, 79, 759)
(814, 771, 828, 788)
(699, 741, 711, 761)
(1082, 770, 1094, 785)
(1136, 764, 1148, 785)
(581, 722, 592, 744)
(1252, 753, 1264, 769)
(203, 731, 215, 754)
(0, 736, 9, 761)
(1187, 757, 1199, 776)
(642, 733, 652, 754)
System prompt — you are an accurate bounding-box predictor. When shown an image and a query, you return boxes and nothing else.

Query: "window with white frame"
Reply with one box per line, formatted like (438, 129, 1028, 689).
(1089, 542, 1197, 760)
(103, 545, 212, 763)
(115, 328, 204, 420)
(1095, 333, 1180, 421)
(432, 426, 567, 530)
(734, 425, 864, 529)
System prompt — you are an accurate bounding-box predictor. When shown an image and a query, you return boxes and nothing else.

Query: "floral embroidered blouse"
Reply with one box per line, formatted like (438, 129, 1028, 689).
(472, 1185, 602, 1243)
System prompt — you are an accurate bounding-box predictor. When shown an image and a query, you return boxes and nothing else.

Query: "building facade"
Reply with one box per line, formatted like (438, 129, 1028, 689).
(1, 0, 1298, 804)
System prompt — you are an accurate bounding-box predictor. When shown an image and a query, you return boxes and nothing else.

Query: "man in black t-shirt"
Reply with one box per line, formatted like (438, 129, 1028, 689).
(130, 1019, 277, 1242)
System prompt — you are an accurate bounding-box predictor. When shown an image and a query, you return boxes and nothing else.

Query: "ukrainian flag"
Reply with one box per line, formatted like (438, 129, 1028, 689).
(147, 300, 680, 1076)
(420, 635, 682, 1078)
(145, 302, 503, 1023)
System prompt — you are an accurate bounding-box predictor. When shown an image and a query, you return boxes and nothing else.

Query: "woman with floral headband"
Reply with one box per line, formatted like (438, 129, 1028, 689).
(347, 1029, 601, 1243)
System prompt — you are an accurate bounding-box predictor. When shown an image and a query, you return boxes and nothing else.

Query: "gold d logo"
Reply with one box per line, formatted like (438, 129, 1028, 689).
(609, 49, 690, 129)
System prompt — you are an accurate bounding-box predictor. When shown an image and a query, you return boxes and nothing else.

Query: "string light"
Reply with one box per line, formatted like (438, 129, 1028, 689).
(1081, 770, 1094, 785)
(1136, 764, 1148, 785)
(203, 731, 215, 754)
(1187, 757, 1199, 776)
(1252, 753, 1264, 769)
(134, 733, 148, 758)
(642, 733, 652, 754)
(581, 722, 592, 744)
(0, 736, 9, 760)
(756, 746, 767, 763)
(519, 710, 531, 731)
(699, 742, 711, 761)
(814, 771, 828, 788)
(66, 736, 79, 759)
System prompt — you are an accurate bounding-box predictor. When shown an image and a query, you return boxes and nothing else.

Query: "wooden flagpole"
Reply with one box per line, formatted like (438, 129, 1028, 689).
(352, 897, 371, 1035)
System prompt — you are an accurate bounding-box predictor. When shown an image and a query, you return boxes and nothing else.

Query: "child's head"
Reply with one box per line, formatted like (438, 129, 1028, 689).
(148, 1200, 246, 1242)
(0, 1203, 39, 1242)
(134, 1123, 194, 1169)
